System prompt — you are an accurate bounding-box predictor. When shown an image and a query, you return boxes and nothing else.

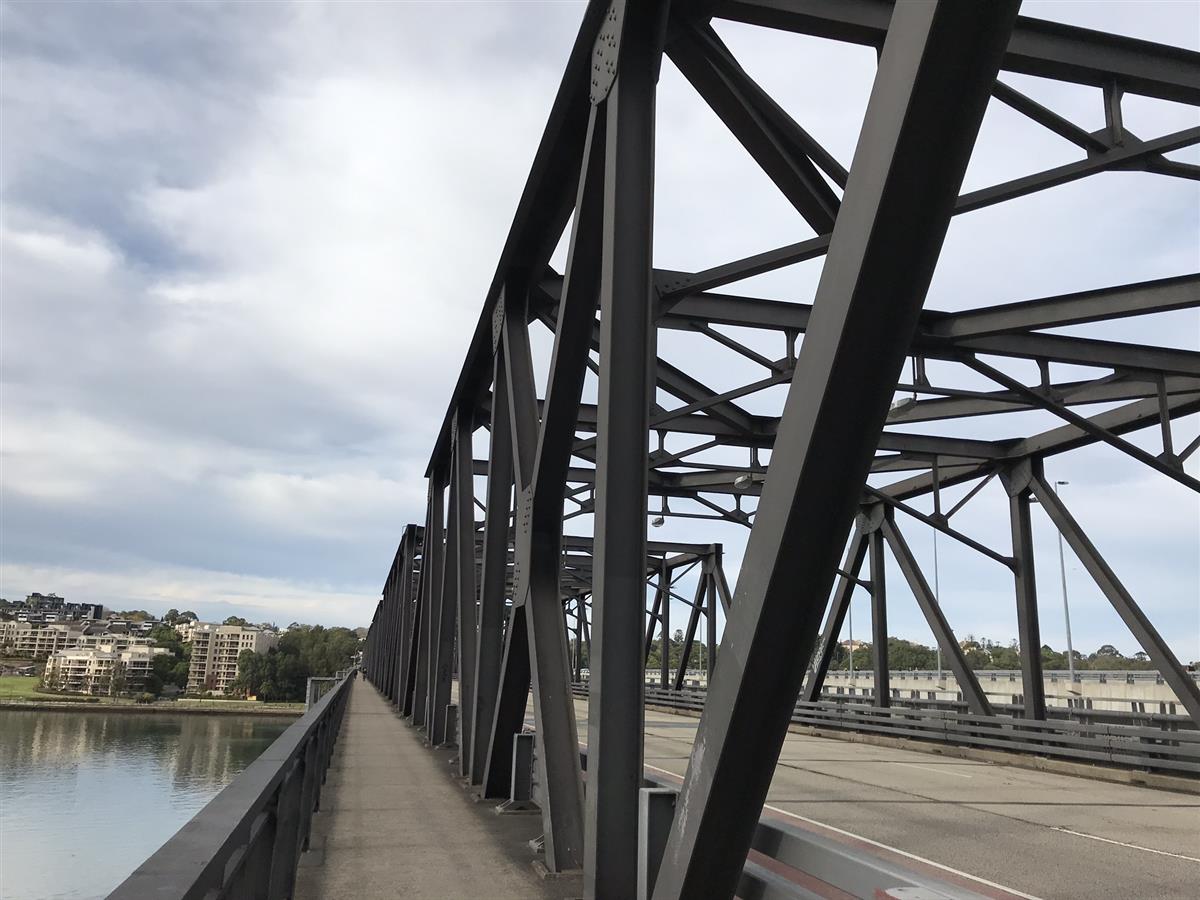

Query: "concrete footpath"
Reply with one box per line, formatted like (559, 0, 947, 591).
(295, 679, 578, 900)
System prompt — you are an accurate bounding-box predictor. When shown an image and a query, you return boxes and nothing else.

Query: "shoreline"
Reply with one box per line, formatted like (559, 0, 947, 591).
(0, 699, 304, 717)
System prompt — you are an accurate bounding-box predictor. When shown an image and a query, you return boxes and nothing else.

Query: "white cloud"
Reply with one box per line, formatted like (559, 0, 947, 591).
(0, 558, 375, 627)
(0, 0, 1196, 653)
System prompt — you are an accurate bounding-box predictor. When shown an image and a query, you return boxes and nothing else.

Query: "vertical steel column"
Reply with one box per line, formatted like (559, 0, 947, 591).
(585, 5, 664, 888)
(382, 570, 396, 702)
(453, 408, 479, 768)
(712, 547, 731, 615)
(644, 563, 666, 662)
(401, 526, 427, 718)
(574, 599, 585, 683)
(660, 567, 671, 689)
(704, 568, 717, 681)
(651, 5, 1017, 895)
(1004, 463, 1046, 719)
(869, 527, 890, 708)
(417, 480, 445, 730)
(395, 526, 418, 707)
(1030, 468, 1200, 723)
(471, 356, 514, 785)
(431, 460, 458, 745)
(582, 605, 592, 670)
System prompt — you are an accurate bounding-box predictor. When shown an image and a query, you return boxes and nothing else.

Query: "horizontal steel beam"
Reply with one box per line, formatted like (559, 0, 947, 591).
(717, 0, 1200, 104)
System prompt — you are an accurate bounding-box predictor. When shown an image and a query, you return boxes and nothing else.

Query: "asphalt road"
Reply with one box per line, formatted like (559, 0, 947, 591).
(569, 699, 1200, 900)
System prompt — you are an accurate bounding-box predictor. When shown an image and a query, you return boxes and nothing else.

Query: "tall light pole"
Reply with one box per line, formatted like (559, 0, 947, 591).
(1054, 480, 1077, 686)
(847, 598, 854, 681)
(932, 527, 943, 681)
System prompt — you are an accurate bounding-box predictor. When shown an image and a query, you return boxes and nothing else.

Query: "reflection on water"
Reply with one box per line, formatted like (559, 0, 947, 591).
(0, 709, 291, 900)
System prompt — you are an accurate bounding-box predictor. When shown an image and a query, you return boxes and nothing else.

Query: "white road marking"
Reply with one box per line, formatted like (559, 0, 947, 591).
(896, 761, 973, 779)
(1050, 827, 1200, 863)
(642, 763, 1042, 900)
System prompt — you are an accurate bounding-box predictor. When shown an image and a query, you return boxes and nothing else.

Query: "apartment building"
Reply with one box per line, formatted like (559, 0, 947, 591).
(186, 624, 277, 694)
(42, 645, 167, 696)
(75, 633, 155, 651)
(1, 623, 83, 659)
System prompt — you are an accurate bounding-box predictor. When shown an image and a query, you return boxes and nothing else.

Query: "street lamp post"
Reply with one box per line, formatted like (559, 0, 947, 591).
(848, 599, 854, 681)
(932, 528, 943, 681)
(1054, 480, 1077, 687)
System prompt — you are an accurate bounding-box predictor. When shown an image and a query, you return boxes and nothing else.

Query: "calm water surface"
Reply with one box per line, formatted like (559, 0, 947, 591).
(0, 709, 291, 900)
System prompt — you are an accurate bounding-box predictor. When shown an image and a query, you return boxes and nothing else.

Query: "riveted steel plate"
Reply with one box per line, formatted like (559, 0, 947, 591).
(590, 1, 624, 105)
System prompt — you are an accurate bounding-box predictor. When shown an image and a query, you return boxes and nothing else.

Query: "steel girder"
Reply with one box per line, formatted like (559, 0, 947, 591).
(361, 1, 1200, 897)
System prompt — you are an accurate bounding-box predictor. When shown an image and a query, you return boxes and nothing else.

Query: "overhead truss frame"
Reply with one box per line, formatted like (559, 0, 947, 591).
(364, 1, 1200, 897)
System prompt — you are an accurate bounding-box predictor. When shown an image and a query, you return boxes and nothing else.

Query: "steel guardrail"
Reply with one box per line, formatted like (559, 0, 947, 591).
(108, 669, 357, 900)
(570, 683, 1200, 776)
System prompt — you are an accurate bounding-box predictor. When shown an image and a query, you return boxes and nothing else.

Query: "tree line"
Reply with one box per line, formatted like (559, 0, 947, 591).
(828, 636, 1159, 671)
(233, 625, 360, 702)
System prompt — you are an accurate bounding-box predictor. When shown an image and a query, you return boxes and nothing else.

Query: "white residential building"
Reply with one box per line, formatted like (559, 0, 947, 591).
(2, 623, 83, 659)
(42, 645, 168, 695)
(187, 624, 277, 694)
(75, 633, 155, 651)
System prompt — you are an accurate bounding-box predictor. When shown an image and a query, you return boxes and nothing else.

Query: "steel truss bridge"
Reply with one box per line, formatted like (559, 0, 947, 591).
(360, 1, 1200, 898)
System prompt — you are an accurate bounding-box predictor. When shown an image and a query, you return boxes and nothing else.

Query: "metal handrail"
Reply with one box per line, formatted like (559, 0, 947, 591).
(108, 669, 357, 900)
(571, 683, 1200, 776)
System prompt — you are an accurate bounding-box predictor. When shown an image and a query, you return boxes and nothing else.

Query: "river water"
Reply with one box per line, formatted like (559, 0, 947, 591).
(0, 708, 292, 900)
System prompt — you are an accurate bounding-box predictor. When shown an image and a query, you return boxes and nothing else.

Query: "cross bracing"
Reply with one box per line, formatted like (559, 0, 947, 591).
(363, 2, 1200, 897)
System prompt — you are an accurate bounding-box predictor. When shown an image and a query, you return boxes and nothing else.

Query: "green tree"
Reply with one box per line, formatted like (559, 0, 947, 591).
(233, 625, 360, 702)
(114, 609, 153, 622)
(144, 625, 191, 695)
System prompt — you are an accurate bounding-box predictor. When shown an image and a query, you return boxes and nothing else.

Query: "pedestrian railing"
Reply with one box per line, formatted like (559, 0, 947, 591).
(572, 683, 1200, 776)
(108, 669, 357, 900)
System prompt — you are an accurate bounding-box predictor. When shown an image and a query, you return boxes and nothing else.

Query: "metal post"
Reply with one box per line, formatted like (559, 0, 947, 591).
(1004, 462, 1046, 719)
(638, 788, 678, 900)
(1054, 480, 1077, 684)
(660, 568, 670, 689)
(847, 595, 854, 681)
(586, 3, 665, 894)
(869, 527, 889, 708)
(431, 464, 457, 746)
(395, 526, 418, 716)
(471, 354, 515, 784)
(705, 567, 717, 682)
(451, 411, 479, 773)
(574, 599, 585, 683)
(932, 528, 942, 681)
(423, 477, 447, 735)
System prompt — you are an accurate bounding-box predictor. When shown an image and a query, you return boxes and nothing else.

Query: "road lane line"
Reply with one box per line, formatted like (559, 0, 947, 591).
(642, 763, 1042, 900)
(896, 762, 973, 779)
(1050, 827, 1200, 862)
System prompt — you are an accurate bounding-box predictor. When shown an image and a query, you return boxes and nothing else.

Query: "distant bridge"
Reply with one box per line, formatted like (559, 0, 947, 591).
(111, 1, 1200, 898)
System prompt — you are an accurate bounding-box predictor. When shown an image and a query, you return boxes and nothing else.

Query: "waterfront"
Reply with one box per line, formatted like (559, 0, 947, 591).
(0, 709, 291, 900)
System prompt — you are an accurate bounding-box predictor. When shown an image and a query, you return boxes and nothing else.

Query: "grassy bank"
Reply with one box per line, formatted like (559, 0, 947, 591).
(0, 675, 45, 701)
(0, 676, 303, 715)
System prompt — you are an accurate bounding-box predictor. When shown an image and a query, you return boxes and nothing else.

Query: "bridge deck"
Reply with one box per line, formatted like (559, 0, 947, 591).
(295, 680, 1198, 899)
(294, 679, 578, 900)
(591, 699, 1199, 900)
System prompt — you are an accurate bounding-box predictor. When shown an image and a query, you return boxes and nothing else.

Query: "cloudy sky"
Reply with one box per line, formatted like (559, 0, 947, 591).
(1, 1, 1197, 661)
